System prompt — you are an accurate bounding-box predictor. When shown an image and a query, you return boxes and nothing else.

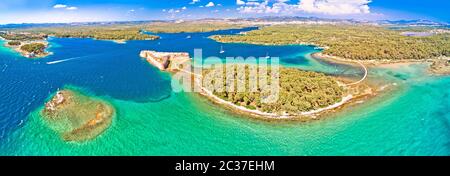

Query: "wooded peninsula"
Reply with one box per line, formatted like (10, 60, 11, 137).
(202, 66, 346, 114)
(211, 25, 450, 61)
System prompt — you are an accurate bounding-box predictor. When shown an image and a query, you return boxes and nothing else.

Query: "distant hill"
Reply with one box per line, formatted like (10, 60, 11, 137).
(0, 21, 162, 30)
(0, 17, 448, 30)
(377, 19, 449, 27)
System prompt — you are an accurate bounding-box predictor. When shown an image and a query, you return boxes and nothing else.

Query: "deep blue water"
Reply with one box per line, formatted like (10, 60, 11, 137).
(0, 28, 324, 143)
(1, 27, 449, 156)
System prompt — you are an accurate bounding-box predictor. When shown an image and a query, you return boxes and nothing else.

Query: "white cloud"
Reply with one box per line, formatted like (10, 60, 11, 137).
(237, 0, 288, 14)
(182, 6, 187, 10)
(66, 7, 78, 10)
(298, 0, 371, 15)
(189, 0, 201, 5)
(167, 8, 181, 13)
(236, 0, 246, 5)
(205, 2, 215, 7)
(237, 0, 372, 15)
(54, 4, 78, 11)
(53, 4, 67, 9)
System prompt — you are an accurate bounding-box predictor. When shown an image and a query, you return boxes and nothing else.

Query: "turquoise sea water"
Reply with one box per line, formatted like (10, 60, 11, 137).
(0, 28, 449, 156)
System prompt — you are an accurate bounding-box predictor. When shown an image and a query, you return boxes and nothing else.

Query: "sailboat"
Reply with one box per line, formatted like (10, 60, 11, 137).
(186, 35, 191, 39)
(265, 52, 270, 59)
(220, 46, 225, 54)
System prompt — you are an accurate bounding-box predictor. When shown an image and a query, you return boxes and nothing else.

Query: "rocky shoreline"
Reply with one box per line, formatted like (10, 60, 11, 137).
(429, 57, 450, 75)
(140, 50, 191, 71)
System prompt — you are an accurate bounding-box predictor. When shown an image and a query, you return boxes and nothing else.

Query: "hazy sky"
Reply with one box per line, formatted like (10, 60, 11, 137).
(0, 0, 449, 24)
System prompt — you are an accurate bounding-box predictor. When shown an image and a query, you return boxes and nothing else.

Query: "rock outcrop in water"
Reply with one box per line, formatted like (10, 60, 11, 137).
(430, 57, 450, 75)
(140, 50, 191, 72)
(42, 90, 115, 142)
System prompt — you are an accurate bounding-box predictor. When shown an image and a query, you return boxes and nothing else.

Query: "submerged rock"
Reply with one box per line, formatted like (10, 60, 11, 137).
(42, 90, 115, 142)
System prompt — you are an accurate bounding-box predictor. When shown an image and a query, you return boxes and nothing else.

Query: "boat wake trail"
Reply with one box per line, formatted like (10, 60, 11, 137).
(46, 58, 79, 65)
(46, 53, 107, 65)
(1, 64, 7, 72)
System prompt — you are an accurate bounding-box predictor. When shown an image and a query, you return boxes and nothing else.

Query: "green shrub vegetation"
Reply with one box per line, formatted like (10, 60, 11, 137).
(202, 66, 345, 114)
(7, 41, 21, 46)
(144, 21, 248, 33)
(20, 43, 46, 54)
(7, 21, 245, 41)
(212, 25, 450, 60)
(0, 32, 47, 41)
(21, 26, 159, 41)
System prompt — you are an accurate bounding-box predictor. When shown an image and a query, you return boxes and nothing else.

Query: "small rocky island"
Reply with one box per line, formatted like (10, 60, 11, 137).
(9, 41, 50, 58)
(1, 32, 50, 58)
(42, 89, 115, 142)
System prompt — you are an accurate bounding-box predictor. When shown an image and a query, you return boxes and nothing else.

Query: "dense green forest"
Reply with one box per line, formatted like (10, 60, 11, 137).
(212, 25, 450, 60)
(19, 26, 159, 41)
(202, 66, 345, 114)
(20, 43, 46, 54)
(0, 32, 47, 41)
(144, 21, 248, 33)
(4, 21, 245, 41)
(7, 41, 21, 46)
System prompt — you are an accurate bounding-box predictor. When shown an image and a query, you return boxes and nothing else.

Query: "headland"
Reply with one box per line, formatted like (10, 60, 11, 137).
(140, 50, 191, 72)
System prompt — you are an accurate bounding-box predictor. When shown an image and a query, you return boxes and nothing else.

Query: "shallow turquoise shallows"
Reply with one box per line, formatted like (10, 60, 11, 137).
(0, 28, 449, 156)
